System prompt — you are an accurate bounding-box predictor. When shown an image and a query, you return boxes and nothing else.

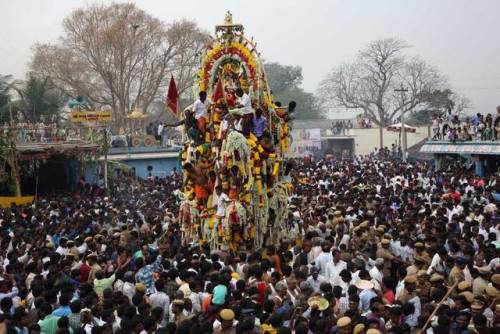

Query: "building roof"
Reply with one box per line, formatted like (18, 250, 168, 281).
(100, 151, 179, 161)
(16, 141, 99, 160)
(408, 139, 433, 161)
(420, 141, 500, 156)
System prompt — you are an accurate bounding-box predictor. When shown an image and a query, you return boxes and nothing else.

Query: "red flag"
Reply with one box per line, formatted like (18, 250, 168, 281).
(166, 76, 178, 114)
(212, 78, 223, 104)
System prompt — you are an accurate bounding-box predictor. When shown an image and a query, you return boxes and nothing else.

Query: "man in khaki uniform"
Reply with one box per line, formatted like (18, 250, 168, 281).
(406, 255, 427, 277)
(490, 273, 500, 290)
(473, 266, 491, 297)
(376, 238, 396, 276)
(398, 275, 417, 304)
(413, 242, 432, 266)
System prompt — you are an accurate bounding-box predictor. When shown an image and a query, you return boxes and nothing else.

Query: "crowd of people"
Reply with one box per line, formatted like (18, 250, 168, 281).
(0, 150, 499, 334)
(330, 121, 353, 136)
(431, 107, 500, 142)
(0, 123, 67, 144)
(356, 117, 373, 129)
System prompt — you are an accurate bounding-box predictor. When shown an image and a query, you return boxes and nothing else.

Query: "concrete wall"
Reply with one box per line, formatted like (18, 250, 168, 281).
(351, 126, 430, 155)
(122, 157, 180, 179)
(84, 156, 180, 184)
(289, 125, 430, 157)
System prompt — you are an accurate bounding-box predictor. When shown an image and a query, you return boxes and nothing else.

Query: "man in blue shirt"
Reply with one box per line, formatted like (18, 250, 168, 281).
(135, 255, 162, 295)
(356, 280, 377, 313)
(52, 294, 72, 317)
(252, 108, 267, 139)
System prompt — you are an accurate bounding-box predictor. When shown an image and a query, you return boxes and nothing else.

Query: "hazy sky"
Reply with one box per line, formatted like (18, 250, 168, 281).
(1, 0, 499, 115)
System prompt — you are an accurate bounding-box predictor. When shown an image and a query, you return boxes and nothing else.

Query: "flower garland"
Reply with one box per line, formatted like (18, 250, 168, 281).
(198, 42, 259, 92)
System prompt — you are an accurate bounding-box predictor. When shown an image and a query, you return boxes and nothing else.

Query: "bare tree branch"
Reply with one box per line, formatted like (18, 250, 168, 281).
(318, 38, 447, 147)
(30, 3, 209, 125)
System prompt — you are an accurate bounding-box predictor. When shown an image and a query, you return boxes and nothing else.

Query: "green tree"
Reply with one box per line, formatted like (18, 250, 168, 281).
(0, 74, 19, 123)
(264, 62, 324, 119)
(407, 89, 471, 125)
(13, 75, 65, 122)
(265, 62, 303, 94)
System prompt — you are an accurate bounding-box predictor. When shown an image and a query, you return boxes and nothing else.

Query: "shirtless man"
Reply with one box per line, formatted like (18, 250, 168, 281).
(183, 162, 210, 207)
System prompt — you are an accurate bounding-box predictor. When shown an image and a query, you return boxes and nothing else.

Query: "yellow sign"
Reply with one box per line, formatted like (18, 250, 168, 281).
(70, 111, 113, 123)
(0, 196, 34, 208)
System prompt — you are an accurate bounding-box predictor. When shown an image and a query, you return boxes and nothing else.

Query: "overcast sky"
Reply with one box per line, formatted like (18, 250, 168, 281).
(1, 0, 499, 115)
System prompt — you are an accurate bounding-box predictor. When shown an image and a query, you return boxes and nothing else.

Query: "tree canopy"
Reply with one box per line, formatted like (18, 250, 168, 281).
(318, 38, 453, 147)
(12, 75, 65, 123)
(406, 89, 472, 125)
(30, 3, 209, 125)
(0, 75, 18, 123)
(264, 62, 324, 119)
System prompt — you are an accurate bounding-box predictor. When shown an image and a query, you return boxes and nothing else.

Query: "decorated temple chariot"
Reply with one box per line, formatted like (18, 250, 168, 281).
(178, 12, 294, 251)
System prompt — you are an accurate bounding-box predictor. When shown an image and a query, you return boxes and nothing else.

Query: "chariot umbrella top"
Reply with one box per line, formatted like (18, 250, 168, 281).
(126, 109, 148, 120)
(387, 122, 417, 133)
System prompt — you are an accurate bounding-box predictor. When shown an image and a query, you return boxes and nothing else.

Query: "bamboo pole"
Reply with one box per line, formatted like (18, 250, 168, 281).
(420, 281, 459, 331)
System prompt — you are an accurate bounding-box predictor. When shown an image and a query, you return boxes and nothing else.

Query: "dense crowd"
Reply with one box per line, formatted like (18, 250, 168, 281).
(431, 106, 500, 141)
(331, 121, 353, 135)
(0, 151, 499, 334)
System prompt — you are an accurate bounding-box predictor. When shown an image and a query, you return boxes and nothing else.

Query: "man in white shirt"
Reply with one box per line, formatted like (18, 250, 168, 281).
(149, 280, 170, 324)
(325, 249, 347, 287)
(188, 281, 202, 314)
(427, 248, 447, 275)
(306, 267, 326, 293)
(192, 91, 210, 134)
(315, 242, 333, 276)
(213, 186, 230, 217)
(235, 88, 253, 136)
(55, 238, 69, 256)
(236, 88, 252, 114)
(157, 123, 164, 141)
(369, 258, 384, 284)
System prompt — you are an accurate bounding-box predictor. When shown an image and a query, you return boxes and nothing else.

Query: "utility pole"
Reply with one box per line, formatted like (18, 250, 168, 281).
(103, 127, 109, 191)
(395, 84, 408, 162)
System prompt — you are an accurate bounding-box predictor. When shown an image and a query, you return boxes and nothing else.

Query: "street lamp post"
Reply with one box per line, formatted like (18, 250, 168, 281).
(395, 84, 408, 162)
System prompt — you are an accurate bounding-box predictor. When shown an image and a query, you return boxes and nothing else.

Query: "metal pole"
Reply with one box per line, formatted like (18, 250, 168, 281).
(394, 84, 408, 162)
(103, 128, 108, 191)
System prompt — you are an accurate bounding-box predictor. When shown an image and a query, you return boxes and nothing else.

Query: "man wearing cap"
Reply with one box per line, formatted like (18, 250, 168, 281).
(413, 242, 432, 266)
(214, 309, 237, 334)
(398, 276, 421, 329)
(376, 238, 397, 277)
(357, 280, 376, 313)
(471, 299, 486, 318)
(171, 299, 189, 326)
(406, 255, 427, 277)
(491, 274, 500, 290)
(473, 266, 491, 297)
(336, 316, 351, 334)
(398, 276, 417, 304)
(415, 271, 431, 305)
